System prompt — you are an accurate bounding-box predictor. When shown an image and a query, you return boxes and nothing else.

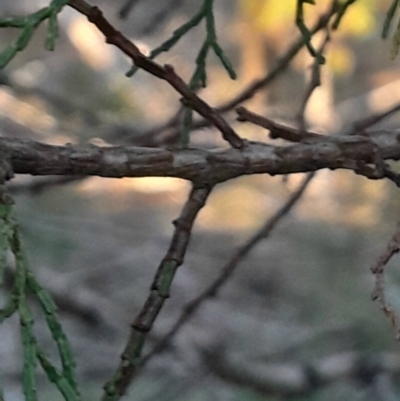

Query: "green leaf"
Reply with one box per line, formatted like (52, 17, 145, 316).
(16, 26, 35, 51)
(0, 47, 17, 69)
(212, 42, 237, 80)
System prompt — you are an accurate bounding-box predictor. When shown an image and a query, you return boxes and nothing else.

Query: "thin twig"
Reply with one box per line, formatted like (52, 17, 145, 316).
(237, 27, 331, 141)
(142, 172, 314, 364)
(118, 0, 143, 19)
(371, 221, 400, 339)
(102, 185, 213, 401)
(296, 30, 331, 128)
(236, 107, 323, 143)
(138, 0, 185, 36)
(350, 101, 400, 134)
(296, 0, 325, 64)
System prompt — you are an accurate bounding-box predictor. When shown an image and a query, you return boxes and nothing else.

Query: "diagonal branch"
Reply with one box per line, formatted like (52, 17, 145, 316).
(118, 0, 143, 19)
(236, 107, 324, 143)
(296, 29, 331, 127)
(371, 221, 400, 339)
(67, 0, 243, 149)
(102, 185, 213, 401)
(350, 100, 400, 134)
(142, 172, 314, 365)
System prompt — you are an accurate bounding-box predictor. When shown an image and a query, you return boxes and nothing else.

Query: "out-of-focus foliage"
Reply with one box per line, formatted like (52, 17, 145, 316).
(238, 0, 391, 74)
(239, 0, 385, 37)
(0, 0, 69, 68)
(383, 0, 400, 58)
(238, 0, 297, 33)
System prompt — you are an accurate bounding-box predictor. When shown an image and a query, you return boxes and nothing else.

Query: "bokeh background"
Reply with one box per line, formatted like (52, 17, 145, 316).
(2, 1, 400, 400)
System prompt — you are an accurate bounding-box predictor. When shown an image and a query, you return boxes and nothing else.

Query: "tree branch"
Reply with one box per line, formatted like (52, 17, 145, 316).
(2, 133, 400, 184)
(67, 0, 243, 149)
(236, 107, 323, 143)
(102, 185, 212, 400)
(142, 172, 314, 365)
(371, 221, 400, 339)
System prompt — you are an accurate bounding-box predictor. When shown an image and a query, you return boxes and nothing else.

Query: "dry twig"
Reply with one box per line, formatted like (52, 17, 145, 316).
(371, 221, 400, 339)
(236, 107, 324, 143)
(102, 185, 213, 400)
(350, 101, 400, 134)
(296, 30, 330, 127)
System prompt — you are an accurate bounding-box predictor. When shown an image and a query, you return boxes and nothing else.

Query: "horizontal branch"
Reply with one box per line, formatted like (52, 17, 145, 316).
(1, 133, 400, 184)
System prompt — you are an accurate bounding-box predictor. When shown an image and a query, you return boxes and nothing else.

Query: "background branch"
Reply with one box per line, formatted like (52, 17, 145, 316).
(142, 172, 314, 365)
(371, 221, 400, 339)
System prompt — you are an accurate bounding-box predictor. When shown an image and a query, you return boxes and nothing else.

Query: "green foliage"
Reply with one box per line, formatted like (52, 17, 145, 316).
(295, 0, 360, 64)
(126, 0, 235, 81)
(296, 0, 326, 64)
(331, 0, 358, 30)
(180, 0, 236, 147)
(0, 0, 68, 69)
(382, 0, 400, 57)
(0, 183, 80, 401)
(126, 0, 236, 147)
(382, 0, 400, 39)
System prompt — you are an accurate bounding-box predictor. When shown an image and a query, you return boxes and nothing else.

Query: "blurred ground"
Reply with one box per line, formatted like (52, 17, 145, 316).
(2, 1, 400, 401)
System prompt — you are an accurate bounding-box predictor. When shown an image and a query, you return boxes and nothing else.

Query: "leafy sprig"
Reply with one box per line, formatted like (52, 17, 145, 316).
(0, 0, 69, 69)
(296, 0, 326, 64)
(180, 0, 236, 146)
(0, 180, 80, 401)
(382, 0, 400, 58)
(126, 0, 236, 147)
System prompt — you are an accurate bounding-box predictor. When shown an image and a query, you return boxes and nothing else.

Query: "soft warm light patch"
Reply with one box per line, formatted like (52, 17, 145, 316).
(68, 17, 114, 70)
(0, 88, 56, 132)
(77, 176, 187, 194)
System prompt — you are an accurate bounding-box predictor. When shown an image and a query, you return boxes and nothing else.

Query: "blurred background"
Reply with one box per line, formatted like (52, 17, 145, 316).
(2, 0, 400, 400)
